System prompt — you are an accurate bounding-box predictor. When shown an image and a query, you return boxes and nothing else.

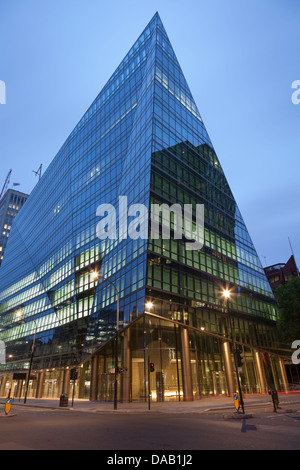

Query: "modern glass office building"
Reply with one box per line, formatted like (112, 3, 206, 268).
(0, 13, 290, 402)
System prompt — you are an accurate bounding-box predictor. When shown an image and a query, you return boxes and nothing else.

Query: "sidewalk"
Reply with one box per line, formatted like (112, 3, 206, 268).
(2, 392, 300, 414)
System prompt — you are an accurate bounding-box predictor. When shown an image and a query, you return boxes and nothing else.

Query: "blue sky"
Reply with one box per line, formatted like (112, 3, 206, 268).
(0, 0, 299, 267)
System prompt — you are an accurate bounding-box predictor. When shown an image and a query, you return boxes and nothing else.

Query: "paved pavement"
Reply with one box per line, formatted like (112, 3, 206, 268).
(1, 392, 300, 415)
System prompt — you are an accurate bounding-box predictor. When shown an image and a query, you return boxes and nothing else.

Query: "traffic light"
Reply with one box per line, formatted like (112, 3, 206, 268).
(239, 350, 244, 368)
(70, 369, 78, 380)
(234, 349, 244, 368)
(150, 362, 155, 372)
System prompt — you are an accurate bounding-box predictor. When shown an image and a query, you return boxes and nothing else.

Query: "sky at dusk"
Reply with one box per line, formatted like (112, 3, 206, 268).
(0, 0, 299, 268)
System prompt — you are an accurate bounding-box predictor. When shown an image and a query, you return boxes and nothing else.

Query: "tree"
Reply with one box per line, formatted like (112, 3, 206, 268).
(275, 276, 300, 345)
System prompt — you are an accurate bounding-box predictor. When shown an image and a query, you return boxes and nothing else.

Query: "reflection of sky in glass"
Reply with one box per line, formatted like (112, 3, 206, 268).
(2, 1, 298, 267)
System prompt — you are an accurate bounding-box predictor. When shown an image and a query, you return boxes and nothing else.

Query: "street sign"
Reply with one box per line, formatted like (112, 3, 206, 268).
(233, 393, 240, 411)
(5, 391, 12, 415)
(5, 398, 11, 415)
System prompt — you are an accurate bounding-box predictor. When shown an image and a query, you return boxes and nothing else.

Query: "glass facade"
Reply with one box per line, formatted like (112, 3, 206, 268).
(0, 13, 289, 401)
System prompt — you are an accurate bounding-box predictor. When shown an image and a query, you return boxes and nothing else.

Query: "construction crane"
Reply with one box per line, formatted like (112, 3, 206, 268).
(0, 169, 12, 201)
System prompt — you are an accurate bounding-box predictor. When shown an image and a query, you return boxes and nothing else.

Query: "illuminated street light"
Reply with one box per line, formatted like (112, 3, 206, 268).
(91, 271, 120, 410)
(91, 271, 99, 281)
(223, 289, 231, 299)
(14, 309, 38, 404)
(222, 287, 245, 414)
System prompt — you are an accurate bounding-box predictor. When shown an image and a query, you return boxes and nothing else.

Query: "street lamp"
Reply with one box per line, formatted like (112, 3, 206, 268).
(92, 271, 119, 410)
(144, 301, 153, 410)
(24, 318, 37, 404)
(223, 289, 230, 299)
(145, 301, 153, 311)
(222, 289, 245, 414)
(15, 310, 38, 404)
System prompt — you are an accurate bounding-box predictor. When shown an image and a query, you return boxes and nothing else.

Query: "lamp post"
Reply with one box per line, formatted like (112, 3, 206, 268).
(15, 311, 37, 404)
(92, 272, 119, 410)
(223, 289, 245, 414)
(145, 301, 153, 410)
(24, 319, 37, 404)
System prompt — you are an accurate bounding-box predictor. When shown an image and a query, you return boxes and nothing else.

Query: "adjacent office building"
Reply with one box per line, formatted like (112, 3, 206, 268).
(264, 255, 299, 293)
(0, 189, 28, 266)
(0, 14, 289, 402)
(264, 255, 300, 389)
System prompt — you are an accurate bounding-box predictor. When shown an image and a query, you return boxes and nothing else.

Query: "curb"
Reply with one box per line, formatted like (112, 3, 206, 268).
(1, 400, 300, 415)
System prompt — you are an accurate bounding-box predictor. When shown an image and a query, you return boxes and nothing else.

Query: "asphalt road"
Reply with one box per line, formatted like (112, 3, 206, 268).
(0, 405, 300, 451)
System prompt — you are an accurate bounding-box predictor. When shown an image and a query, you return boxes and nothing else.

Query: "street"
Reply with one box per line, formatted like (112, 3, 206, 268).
(0, 404, 299, 451)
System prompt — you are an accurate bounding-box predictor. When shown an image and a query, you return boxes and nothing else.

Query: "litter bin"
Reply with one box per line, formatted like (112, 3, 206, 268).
(59, 394, 69, 407)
